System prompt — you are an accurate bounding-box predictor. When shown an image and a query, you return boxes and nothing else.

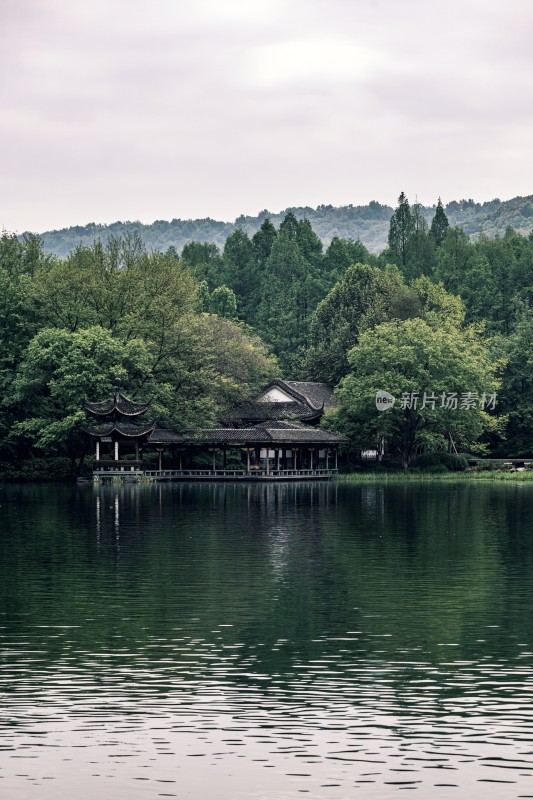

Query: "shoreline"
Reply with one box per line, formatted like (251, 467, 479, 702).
(334, 470, 533, 483)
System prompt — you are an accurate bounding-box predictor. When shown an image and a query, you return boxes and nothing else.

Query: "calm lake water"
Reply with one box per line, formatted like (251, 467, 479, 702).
(1, 480, 533, 799)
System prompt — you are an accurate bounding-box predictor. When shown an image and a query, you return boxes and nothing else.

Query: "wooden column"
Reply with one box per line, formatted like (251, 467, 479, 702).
(276, 448, 281, 472)
(334, 449, 338, 470)
(223, 446, 227, 469)
(96, 440, 100, 461)
(326, 449, 329, 470)
(246, 448, 251, 472)
(309, 448, 314, 470)
(212, 449, 216, 472)
(265, 448, 270, 475)
(135, 441, 139, 460)
(114, 440, 119, 461)
(158, 449, 163, 471)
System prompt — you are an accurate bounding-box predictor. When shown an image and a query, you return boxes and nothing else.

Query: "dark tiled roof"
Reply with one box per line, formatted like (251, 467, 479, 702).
(226, 381, 335, 426)
(254, 420, 306, 430)
(149, 425, 347, 446)
(83, 421, 155, 438)
(259, 427, 347, 444)
(227, 400, 318, 424)
(85, 392, 151, 418)
(149, 428, 186, 444)
(150, 428, 271, 445)
(281, 381, 335, 410)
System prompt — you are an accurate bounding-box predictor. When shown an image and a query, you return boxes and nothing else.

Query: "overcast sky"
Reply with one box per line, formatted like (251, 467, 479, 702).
(2, 0, 533, 233)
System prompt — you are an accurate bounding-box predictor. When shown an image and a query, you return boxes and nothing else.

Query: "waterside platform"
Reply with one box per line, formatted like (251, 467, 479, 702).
(93, 468, 338, 482)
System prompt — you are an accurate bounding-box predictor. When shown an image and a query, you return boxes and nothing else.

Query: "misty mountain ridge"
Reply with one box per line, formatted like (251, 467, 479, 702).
(24, 194, 533, 258)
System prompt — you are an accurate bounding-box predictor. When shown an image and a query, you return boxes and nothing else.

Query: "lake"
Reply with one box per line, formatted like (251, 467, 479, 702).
(1, 481, 533, 799)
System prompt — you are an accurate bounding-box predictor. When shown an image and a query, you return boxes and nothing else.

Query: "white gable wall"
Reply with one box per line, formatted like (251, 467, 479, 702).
(257, 387, 295, 403)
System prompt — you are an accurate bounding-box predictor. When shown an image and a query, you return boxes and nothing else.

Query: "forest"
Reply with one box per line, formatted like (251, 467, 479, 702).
(26, 194, 533, 258)
(2, 192, 533, 477)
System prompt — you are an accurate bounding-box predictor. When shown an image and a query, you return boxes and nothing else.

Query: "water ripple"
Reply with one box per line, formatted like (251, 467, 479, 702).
(1, 481, 533, 798)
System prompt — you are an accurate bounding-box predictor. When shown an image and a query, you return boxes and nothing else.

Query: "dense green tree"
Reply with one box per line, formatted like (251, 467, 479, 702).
(196, 315, 279, 416)
(252, 218, 277, 269)
(295, 218, 323, 267)
(197, 281, 238, 319)
(8, 313, 277, 466)
(332, 318, 500, 466)
(411, 276, 465, 329)
(181, 241, 220, 266)
(405, 205, 436, 279)
(222, 229, 257, 319)
(34, 236, 199, 342)
(388, 192, 416, 268)
(10, 326, 154, 465)
(434, 227, 471, 294)
(0, 233, 279, 472)
(164, 245, 179, 260)
(0, 231, 52, 277)
(473, 233, 517, 334)
(180, 241, 224, 288)
(431, 225, 533, 333)
(491, 312, 533, 456)
(0, 237, 42, 371)
(323, 237, 352, 279)
(277, 213, 323, 266)
(0, 233, 51, 458)
(504, 227, 533, 301)
(323, 237, 372, 282)
(208, 286, 238, 320)
(458, 252, 502, 325)
(278, 211, 300, 240)
(146, 312, 278, 429)
(430, 198, 450, 246)
(197, 280, 212, 313)
(255, 231, 321, 375)
(306, 264, 420, 384)
(33, 244, 99, 332)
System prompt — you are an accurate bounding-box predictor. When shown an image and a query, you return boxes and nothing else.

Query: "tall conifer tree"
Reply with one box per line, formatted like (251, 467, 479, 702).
(388, 192, 415, 268)
(430, 197, 450, 246)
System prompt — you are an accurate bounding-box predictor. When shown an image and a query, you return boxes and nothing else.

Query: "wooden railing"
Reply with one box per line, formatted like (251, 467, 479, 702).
(92, 465, 338, 480)
(94, 460, 143, 472)
(142, 468, 337, 479)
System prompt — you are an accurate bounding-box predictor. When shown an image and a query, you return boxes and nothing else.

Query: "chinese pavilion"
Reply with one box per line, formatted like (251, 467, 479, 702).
(84, 379, 155, 474)
(84, 378, 347, 481)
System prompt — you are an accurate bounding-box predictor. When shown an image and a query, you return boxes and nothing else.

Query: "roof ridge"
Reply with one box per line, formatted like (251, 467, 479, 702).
(267, 378, 317, 408)
(85, 392, 151, 418)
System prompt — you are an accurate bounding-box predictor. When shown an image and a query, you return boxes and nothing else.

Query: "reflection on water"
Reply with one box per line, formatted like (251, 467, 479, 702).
(1, 481, 533, 798)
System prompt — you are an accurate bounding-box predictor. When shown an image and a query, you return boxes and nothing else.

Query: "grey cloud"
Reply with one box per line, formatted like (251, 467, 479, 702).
(1, 0, 533, 232)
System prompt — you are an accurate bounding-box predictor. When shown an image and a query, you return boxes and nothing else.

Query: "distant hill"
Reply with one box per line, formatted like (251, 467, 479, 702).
(23, 195, 533, 258)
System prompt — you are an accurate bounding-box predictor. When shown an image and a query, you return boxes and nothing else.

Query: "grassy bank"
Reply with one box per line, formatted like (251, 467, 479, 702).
(335, 470, 533, 483)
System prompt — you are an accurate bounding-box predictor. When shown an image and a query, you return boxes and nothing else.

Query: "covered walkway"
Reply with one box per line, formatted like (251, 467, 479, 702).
(93, 423, 345, 481)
